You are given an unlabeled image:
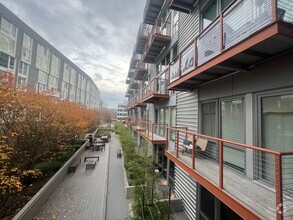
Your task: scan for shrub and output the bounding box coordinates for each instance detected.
[34,161,63,176]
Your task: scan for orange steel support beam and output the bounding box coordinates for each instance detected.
[192,134,195,170]
[168,23,279,90]
[275,155,283,220]
[165,151,262,220]
[176,130,179,158]
[219,140,223,190]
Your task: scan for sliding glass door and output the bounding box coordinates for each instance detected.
[221,99,245,172]
[261,94,293,187]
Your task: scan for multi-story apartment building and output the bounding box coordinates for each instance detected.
[125,0,293,219]
[0,4,100,109]
[117,104,128,120]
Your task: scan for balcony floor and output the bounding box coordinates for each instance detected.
[140,132,167,144]
[167,150,283,220]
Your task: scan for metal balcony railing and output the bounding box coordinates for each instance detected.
[142,68,169,101]
[140,121,168,143]
[168,0,293,86]
[166,127,293,220]
[143,19,172,63]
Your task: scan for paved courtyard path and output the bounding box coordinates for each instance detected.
[34,131,129,220]
[105,132,129,220]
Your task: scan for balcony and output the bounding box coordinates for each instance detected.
[168,0,293,91]
[169,0,198,13]
[129,79,139,89]
[129,54,141,69]
[134,24,151,54]
[165,127,293,220]
[143,19,171,63]
[134,61,148,80]
[127,68,135,78]
[143,0,165,25]
[132,93,147,108]
[131,120,144,132]
[140,121,167,145]
[142,69,169,102]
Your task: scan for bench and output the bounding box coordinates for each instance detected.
[116,149,122,158]
[179,135,208,155]
[86,160,96,170]
[84,156,99,162]
[68,158,81,173]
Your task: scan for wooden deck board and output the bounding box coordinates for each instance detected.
[169,150,277,220]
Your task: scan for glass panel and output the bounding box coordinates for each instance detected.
[1,18,11,35]
[261,94,293,185]
[202,102,217,159]
[221,99,245,171]
[0,52,9,68]
[221,0,233,10]
[202,0,217,29]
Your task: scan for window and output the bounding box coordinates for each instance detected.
[260,93,293,185]
[202,0,233,29]
[21,33,32,63]
[48,75,58,90]
[202,0,217,29]
[170,107,176,140]
[172,10,179,35]
[70,69,77,85]
[63,63,70,82]
[38,70,48,84]
[221,99,245,171]
[0,51,15,70]
[0,17,17,55]
[36,43,50,72]
[17,76,27,87]
[18,61,29,76]
[50,54,60,77]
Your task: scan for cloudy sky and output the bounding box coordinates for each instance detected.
[2,0,145,108]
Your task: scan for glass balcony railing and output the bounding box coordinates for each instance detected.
[142,68,169,101]
[166,127,293,220]
[168,0,293,87]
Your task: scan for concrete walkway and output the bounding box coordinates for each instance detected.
[105,132,128,220]
[34,132,129,220]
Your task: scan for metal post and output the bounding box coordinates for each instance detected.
[219,140,223,189]
[275,154,283,220]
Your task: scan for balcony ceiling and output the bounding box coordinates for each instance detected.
[169,0,198,13]
[168,23,293,91]
[143,35,171,63]
[130,57,139,68]
[142,94,170,103]
[143,0,164,25]
[134,69,148,80]
[135,37,148,54]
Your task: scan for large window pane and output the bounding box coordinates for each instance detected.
[261,94,293,187]
[202,0,217,29]
[221,0,233,10]
[202,102,217,159]
[221,99,245,171]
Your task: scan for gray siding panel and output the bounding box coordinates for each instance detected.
[176,90,198,132]
[178,6,200,52]
[174,166,197,220]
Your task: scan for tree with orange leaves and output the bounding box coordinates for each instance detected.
[0,71,100,212]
